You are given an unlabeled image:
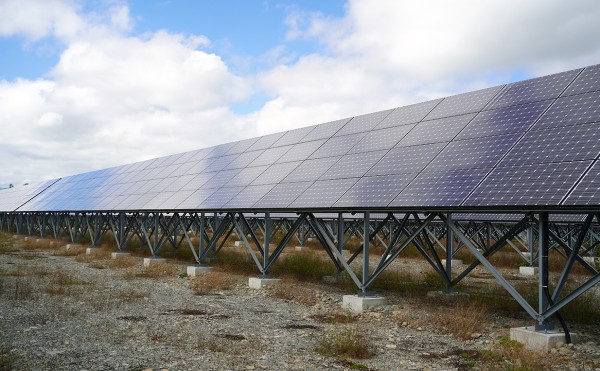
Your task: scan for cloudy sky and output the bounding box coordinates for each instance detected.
[1,0,600,187]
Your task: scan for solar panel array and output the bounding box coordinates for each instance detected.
[2,64,600,212]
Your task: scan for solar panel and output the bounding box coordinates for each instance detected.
[500,122,600,166]
[249,145,293,167]
[531,90,600,130]
[391,168,490,207]
[427,133,521,171]
[225,137,260,155]
[282,156,340,183]
[334,174,415,207]
[397,113,475,147]
[228,166,269,186]
[334,109,393,136]
[487,68,581,109]
[308,133,365,159]
[563,161,600,205]
[463,161,592,206]
[319,150,388,180]
[198,186,244,209]
[224,150,263,170]
[562,63,600,96]
[251,161,302,186]
[275,139,326,163]
[457,100,551,140]
[253,181,313,208]
[290,178,359,208]
[273,126,317,147]
[367,142,446,176]
[225,184,276,208]
[247,132,285,151]
[300,118,350,142]
[374,99,442,129]
[200,169,237,189]
[176,188,217,210]
[348,124,415,154]
[424,86,503,120]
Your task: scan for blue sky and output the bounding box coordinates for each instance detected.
[1,0,600,187]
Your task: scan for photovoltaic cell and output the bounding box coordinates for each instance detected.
[273,126,316,147]
[225,137,260,155]
[532,90,600,130]
[251,161,302,185]
[228,166,269,186]
[487,68,581,109]
[176,189,217,209]
[224,150,263,170]
[282,156,340,183]
[374,99,442,129]
[334,174,415,207]
[276,140,325,163]
[562,64,600,96]
[457,100,551,140]
[200,170,237,189]
[319,150,387,180]
[392,168,490,207]
[367,142,446,176]
[334,109,393,136]
[348,124,415,154]
[253,181,313,208]
[563,161,600,205]
[397,114,475,147]
[224,184,276,208]
[424,86,503,120]
[290,178,359,208]
[427,134,521,171]
[198,186,244,209]
[500,122,600,166]
[463,161,592,206]
[247,132,285,151]
[300,118,350,142]
[249,145,293,167]
[309,133,365,159]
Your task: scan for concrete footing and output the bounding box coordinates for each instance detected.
[342,295,387,313]
[143,257,166,267]
[441,259,463,266]
[295,246,307,252]
[510,326,576,351]
[519,266,538,276]
[66,243,80,250]
[248,277,280,289]
[86,247,100,255]
[427,290,470,300]
[187,265,213,276]
[12,235,18,239]
[111,252,131,259]
[234,241,242,247]
[583,256,598,265]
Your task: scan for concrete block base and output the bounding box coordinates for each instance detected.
[66,243,81,250]
[12,235,18,239]
[441,259,463,266]
[143,257,167,267]
[295,246,307,252]
[234,241,242,247]
[248,277,280,289]
[111,252,131,259]
[523,252,532,260]
[86,247,100,255]
[427,290,470,300]
[24,236,32,241]
[519,266,538,276]
[510,326,576,351]
[342,295,387,313]
[583,256,598,265]
[187,265,213,276]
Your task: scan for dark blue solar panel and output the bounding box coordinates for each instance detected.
[334,174,415,207]
[367,143,446,176]
[562,160,600,205]
[397,113,475,147]
[276,139,325,163]
[487,68,581,109]
[391,168,490,207]
[290,178,359,208]
[228,166,268,186]
[348,124,415,154]
[201,169,238,189]
[198,186,244,209]
[463,161,592,206]
[225,184,276,208]
[251,161,302,185]
[176,189,215,209]
[224,150,263,170]
[425,86,503,120]
[532,90,600,130]
[427,133,521,171]
[282,156,340,183]
[249,145,293,166]
[300,118,349,142]
[309,133,365,159]
[253,181,312,208]
[457,100,551,140]
[500,122,600,166]
[334,109,393,136]
[562,64,600,96]
[319,150,387,180]
[375,99,442,129]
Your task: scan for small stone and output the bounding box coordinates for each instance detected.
[567,343,574,348]
[246,366,255,370]
[470,333,482,339]
[402,322,408,326]
[417,327,423,331]
[556,341,565,348]
[385,344,397,349]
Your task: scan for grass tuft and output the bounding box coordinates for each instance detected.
[315,326,375,359]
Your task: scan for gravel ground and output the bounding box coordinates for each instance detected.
[1,237,600,371]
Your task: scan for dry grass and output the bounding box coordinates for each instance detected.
[315,326,376,359]
[310,312,358,324]
[272,252,337,282]
[267,281,318,306]
[54,246,86,257]
[74,248,111,263]
[13,277,34,300]
[190,271,238,295]
[106,256,138,269]
[129,262,179,279]
[475,336,560,370]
